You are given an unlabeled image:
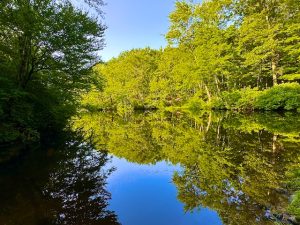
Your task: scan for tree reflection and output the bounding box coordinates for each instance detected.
[73,111,300,224]
[0,133,119,225]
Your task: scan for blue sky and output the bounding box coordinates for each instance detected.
[100,0,175,61]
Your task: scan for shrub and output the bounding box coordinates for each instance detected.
[117,103,134,116]
[221,90,242,109]
[236,88,260,110]
[185,97,206,111]
[210,88,260,110]
[209,96,226,109]
[288,191,300,220]
[254,83,300,111]
[209,83,300,111]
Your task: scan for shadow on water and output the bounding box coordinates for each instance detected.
[0,132,120,225]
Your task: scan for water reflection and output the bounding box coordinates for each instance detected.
[0,133,119,225]
[73,111,300,224]
[106,157,222,225]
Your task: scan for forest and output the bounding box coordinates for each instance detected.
[82,0,300,115]
[1,0,300,143]
[1,0,300,224]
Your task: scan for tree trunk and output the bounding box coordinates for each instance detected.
[18,34,32,88]
[204,84,211,102]
[272,59,278,86]
[266,13,279,87]
[206,112,212,132]
[215,75,220,94]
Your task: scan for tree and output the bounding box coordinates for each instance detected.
[88,48,160,110]
[0,0,106,143]
[237,0,300,86]
[166,0,237,99]
[0,0,105,89]
[79,0,300,112]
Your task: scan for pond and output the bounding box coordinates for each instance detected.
[0,111,300,225]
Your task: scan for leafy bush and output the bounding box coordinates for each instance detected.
[117,103,134,116]
[287,169,300,220]
[236,88,260,110]
[0,76,79,144]
[209,88,260,110]
[255,83,300,111]
[209,96,226,109]
[221,90,242,109]
[185,97,206,111]
[208,83,300,112]
[288,191,300,220]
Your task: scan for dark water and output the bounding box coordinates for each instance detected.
[0,111,300,225]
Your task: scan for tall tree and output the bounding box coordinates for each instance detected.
[89,48,160,110]
[0,0,105,89]
[237,0,300,86]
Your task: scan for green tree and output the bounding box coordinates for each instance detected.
[79,0,300,112]
[0,0,105,89]
[87,48,160,111]
[237,0,300,86]
[0,0,105,143]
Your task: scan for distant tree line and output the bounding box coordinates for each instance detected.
[85,0,300,113]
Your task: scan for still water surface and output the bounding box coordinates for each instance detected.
[0,111,299,225]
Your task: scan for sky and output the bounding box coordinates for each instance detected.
[100,0,175,61]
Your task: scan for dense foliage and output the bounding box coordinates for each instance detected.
[0,0,105,143]
[84,0,300,113]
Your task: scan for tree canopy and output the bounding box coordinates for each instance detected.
[84,0,300,113]
[0,0,105,89]
[0,0,105,143]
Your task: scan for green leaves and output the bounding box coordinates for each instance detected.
[166,1,194,45]
[255,82,300,111]
[83,48,160,110]
[0,0,106,88]
[80,0,300,114]
[0,0,106,143]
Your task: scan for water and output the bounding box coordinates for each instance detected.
[106,157,222,225]
[0,111,300,225]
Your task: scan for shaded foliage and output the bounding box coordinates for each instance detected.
[0,0,105,144]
